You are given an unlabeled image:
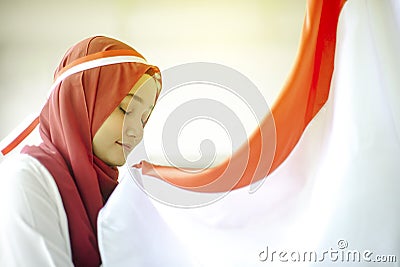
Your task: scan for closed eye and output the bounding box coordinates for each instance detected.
[119,106,132,115]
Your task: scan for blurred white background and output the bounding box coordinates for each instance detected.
[0,0,305,143]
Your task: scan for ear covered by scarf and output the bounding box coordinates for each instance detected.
[22,36,161,267]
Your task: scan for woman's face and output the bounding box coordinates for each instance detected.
[92,74,158,166]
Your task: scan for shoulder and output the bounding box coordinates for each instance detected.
[0,153,64,218]
[0,154,73,266]
[0,153,49,179]
[0,153,54,195]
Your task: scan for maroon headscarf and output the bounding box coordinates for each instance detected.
[22,36,160,266]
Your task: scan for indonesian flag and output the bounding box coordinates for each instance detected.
[138,0,347,192]
[98,0,400,266]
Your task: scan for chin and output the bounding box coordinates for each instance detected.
[104,154,126,167]
[114,161,126,167]
[112,157,127,167]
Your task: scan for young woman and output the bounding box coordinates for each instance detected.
[0,36,161,267]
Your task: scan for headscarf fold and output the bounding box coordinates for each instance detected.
[22,36,160,267]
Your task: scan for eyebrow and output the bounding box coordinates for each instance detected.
[127,93,143,104]
[127,93,154,108]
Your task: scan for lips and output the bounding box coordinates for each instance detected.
[116,141,133,151]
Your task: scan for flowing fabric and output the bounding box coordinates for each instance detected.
[98,0,400,265]
[140,0,347,192]
[22,36,160,267]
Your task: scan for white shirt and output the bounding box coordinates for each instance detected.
[0,154,74,267]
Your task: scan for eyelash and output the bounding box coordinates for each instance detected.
[119,107,131,115]
[120,106,149,127]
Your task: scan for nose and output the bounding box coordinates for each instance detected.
[125,125,143,141]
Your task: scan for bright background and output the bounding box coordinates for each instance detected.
[0,0,305,147]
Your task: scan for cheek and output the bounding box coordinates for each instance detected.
[104,114,124,141]
[92,112,126,165]
[93,112,124,147]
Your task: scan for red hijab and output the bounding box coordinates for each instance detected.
[22,36,160,267]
